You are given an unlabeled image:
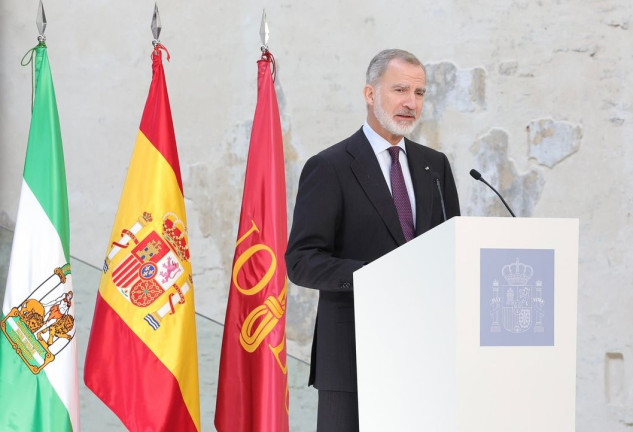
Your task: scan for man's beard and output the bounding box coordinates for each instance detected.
[373,91,421,137]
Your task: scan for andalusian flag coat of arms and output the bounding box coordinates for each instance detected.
[84,45,201,431]
[0,42,79,431]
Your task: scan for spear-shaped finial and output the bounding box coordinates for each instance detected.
[260,9,269,53]
[151,3,162,46]
[36,0,47,42]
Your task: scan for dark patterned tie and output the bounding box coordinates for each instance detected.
[387,146,415,242]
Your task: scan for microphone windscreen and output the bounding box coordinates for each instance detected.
[470,169,482,180]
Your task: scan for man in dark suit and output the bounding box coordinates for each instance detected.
[285,49,460,431]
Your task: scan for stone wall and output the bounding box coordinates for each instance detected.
[2,1,632,430]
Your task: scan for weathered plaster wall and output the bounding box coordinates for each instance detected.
[2,0,633,430]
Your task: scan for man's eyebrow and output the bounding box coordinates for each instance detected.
[391,83,426,93]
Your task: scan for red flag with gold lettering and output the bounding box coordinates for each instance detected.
[84,45,200,431]
[215,51,289,432]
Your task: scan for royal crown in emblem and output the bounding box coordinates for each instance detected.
[162,212,190,262]
[501,258,534,285]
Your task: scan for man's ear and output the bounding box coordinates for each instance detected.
[364,84,375,106]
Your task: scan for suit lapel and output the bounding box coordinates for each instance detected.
[347,129,406,246]
[405,139,435,235]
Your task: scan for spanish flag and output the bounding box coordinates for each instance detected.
[215,51,289,432]
[84,45,200,431]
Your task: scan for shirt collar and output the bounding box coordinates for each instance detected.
[362,122,406,156]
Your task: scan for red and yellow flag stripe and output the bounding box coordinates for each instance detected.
[85,47,200,432]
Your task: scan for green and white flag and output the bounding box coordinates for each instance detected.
[0,42,79,431]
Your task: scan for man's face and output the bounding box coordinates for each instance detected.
[365,59,426,144]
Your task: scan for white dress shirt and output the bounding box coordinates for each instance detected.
[362,122,417,227]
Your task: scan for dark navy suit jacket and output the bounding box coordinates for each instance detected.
[285,128,460,392]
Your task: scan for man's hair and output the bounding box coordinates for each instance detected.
[366,49,425,85]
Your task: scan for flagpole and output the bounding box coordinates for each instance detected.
[84,3,200,430]
[259,9,277,80]
[36,0,46,42]
[260,9,269,52]
[1,2,79,430]
[24,0,48,111]
[151,2,161,46]
[215,9,289,432]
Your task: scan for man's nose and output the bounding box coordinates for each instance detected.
[402,92,417,109]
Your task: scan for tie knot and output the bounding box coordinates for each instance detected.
[387,146,401,163]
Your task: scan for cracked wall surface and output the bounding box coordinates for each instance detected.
[416,61,487,150]
[468,128,544,217]
[527,118,582,168]
[2,1,633,431]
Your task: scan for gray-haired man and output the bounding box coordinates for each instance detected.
[286,49,461,431]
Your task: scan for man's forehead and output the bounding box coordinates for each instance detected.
[383,76,426,91]
[383,60,425,80]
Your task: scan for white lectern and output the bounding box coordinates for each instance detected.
[354,217,578,431]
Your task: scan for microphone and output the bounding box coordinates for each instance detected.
[431,172,447,222]
[469,169,516,217]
